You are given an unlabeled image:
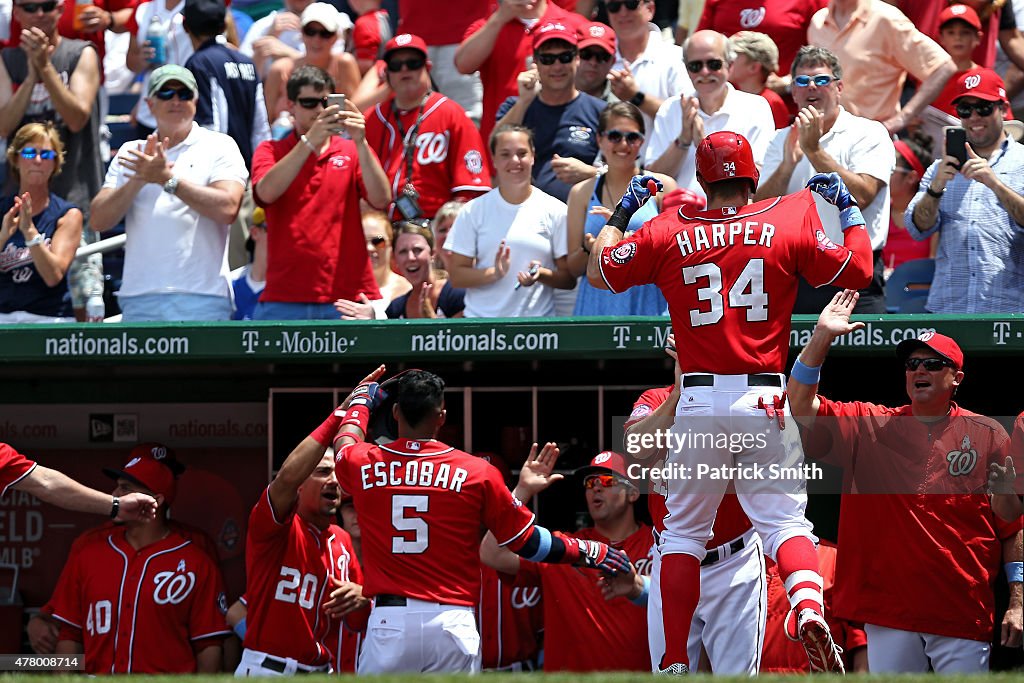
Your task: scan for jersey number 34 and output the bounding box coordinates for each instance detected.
[683,259,768,326]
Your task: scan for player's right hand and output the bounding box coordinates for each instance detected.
[575,539,632,575]
[806,172,855,209]
[619,175,663,215]
[116,492,158,521]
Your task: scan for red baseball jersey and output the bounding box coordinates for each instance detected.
[519,524,653,672]
[814,398,1024,641]
[324,545,366,673]
[365,92,490,219]
[599,189,869,374]
[335,438,536,606]
[0,442,36,495]
[477,564,542,669]
[48,525,230,674]
[242,487,363,667]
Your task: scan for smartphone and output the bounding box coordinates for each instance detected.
[944,126,968,168]
[326,93,346,110]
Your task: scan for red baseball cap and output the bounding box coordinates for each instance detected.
[532,21,578,51]
[938,4,983,32]
[382,33,428,61]
[896,332,964,370]
[103,442,185,505]
[577,21,616,55]
[951,68,1007,104]
[576,451,631,480]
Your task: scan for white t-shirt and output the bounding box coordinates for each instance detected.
[445,187,568,318]
[644,84,774,199]
[761,107,895,249]
[104,123,249,298]
[133,1,192,128]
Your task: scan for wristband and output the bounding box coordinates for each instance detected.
[300,134,317,154]
[630,575,651,607]
[608,204,632,231]
[673,137,691,150]
[23,234,45,248]
[232,617,247,639]
[790,358,822,386]
[339,403,370,434]
[925,186,944,199]
[839,205,865,231]
[109,496,120,519]
[1008,561,1024,584]
[309,409,345,447]
[629,91,646,107]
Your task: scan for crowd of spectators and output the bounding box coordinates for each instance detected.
[2,0,1024,322]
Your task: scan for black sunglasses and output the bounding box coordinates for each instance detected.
[302,25,336,39]
[16,1,58,13]
[535,50,577,66]
[296,96,328,109]
[369,235,388,247]
[686,58,724,74]
[154,87,195,101]
[794,74,839,88]
[579,48,612,63]
[386,57,426,72]
[606,0,643,12]
[603,129,644,145]
[905,357,957,372]
[955,100,997,118]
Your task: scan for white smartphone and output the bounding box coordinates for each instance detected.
[326,94,347,136]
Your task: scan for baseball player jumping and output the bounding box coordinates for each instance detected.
[331,368,631,673]
[587,131,874,674]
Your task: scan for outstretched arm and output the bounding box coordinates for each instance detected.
[16,466,156,521]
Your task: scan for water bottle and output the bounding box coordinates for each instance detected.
[271,112,293,140]
[86,294,105,323]
[146,14,166,66]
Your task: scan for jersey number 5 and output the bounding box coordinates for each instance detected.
[392,494,429,554]
[682,259,767,326]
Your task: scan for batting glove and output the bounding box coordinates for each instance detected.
[576,539,633,575]
[348,382,385,412]
[618,175,663,216]
[806,172,856,210]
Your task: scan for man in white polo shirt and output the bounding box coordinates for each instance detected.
[755,45,895,314]
[91,65,247,321]
[644,29,773,199]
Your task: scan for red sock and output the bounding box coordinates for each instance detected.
[659,553,700,669]
[775,536,823,614]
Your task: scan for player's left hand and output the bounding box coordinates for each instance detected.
[1001,598,1023,648]
[323,577,369,617]
[597,562,641,601]
[619,175,663,215]
[339,366,387,412]
[815,289,866,339]
[988,456,1019,495]
[116,492,158,521]
[960,143,998,188]
[516,442,563,498]
[575,539,632,575]
[806,172,856,209]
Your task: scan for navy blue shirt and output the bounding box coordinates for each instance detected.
[385,280,465,318]
[0,193,75,317]
[496,92,605,202]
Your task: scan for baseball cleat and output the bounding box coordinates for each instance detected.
[796,608,845,674]
[656,663,689,675]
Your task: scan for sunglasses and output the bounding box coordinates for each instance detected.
[386,57,426,72]
[535,50,577,66]
[296,96,329,109]
[905,357,957,372]
[19,147,57,160]
[579,48,613,63]
[302,25,336,39]
[603,129,644,145]
[153,87,195,101]
[606,0,643,12]
[793,74,839,88]
[369,235,388,247]
[955,100,997,118]
[584,474,623,489]
[16,1,58,13]
[685,58,724,74]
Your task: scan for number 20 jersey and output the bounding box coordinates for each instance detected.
[598,189,866,374]
[335,439,536,606]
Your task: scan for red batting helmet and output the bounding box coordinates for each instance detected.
[695,131,760,190]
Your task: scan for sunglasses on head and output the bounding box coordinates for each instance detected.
[579,47,612,63]
[16,1,58,13]
[19,147,56,160]
[154,87,195,101]
[606,0,643,12]
[685,58,724,74]
[369,235,388,247]
[296,96,328,109]
[302,25,336,39]
[793,74,839,88]
[905,357,957,372]
[955,100,997,118]
[535,49,577,66]
[584,474,623,489]
[603,129,644,145]
[386,56,426,72]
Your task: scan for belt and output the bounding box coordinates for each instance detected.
[683,373,782,388]
[701,535,747,567]
[376,594,407,607]
[258,657,326,675]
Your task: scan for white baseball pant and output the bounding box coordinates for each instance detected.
[357,597,481,674]
[864,624,991,673]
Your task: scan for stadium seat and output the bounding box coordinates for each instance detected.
[885,258,935,313]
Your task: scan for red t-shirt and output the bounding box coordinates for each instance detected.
[0,443,36,495]
[353,10,390,63]
[49,525,229,674]
[242,487,364,667]
[882,216,930,271]
[697,0,828,74]
[464,2,580,143]
[761,87,791,129]
[813,398,1023,641]
[251,135,381,303]
[598,189,871,374]
[364,92,490,219]
[478,564,542,669]
[399,0,490,46]
[519,524,653,672]
[335,438,536,607]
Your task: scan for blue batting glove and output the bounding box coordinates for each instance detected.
[576,539,633,575]
[349,382,385,412]
[806,172,856,210]
[619,175,664,215]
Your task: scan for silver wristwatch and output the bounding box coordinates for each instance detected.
[162,176,180,195]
